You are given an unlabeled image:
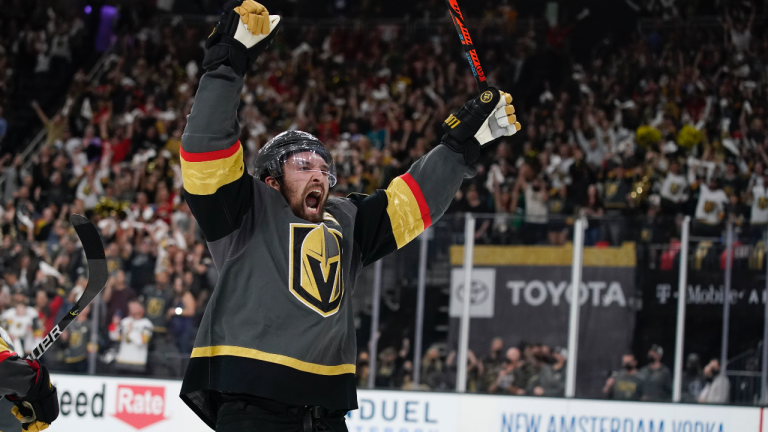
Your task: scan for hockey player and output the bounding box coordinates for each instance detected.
[0,327,60,431]
[178,1,521,431]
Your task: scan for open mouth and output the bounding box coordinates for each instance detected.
[304,189,322,214]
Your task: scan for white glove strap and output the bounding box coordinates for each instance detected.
[474,97,518,146]
[234,15,281,49]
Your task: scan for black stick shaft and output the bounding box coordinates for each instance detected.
[27,215,108,360]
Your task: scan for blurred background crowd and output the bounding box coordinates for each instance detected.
[354,337,729,404]
[0,0,766,400]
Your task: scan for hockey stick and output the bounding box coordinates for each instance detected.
[0,215,106,403]
[27,214,108,360]
[444,0,488,91]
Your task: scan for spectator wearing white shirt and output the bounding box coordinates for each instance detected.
[724,7,754,53]
[0,301,38,355]
[749,172,768,243]
[698,359,730,404]
[109,299,154,375]
[546,144,575,190]
[575,122,606,169]
[75,165,105,210]
[694,179,729,237]
[659,159,688,215]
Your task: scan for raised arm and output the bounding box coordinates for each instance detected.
[350,88,521,265]
[30,101,50,125]
[181,66,253,242]
[181,0,281,244]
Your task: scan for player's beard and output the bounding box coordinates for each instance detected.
[281,181,328,223]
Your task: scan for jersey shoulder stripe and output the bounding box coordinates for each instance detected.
[181,140,244,195]
[181,140,241,162]
[400,173,432,227]
[384,173,432,249]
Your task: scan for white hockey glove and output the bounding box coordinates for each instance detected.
[442,88,521,164]
[203,0,282,75]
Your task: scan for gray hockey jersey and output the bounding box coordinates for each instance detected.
[179,65,472,428]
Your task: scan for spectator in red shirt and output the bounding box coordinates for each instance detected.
[35,290,62,336]
[317,111,341,142]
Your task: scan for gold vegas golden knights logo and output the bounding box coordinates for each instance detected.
[147,298,164,318]
[480,91,493,103]
[704,201,716,213]
[605,182,619,198]
[69,330,83,348]
[289,223,344,317]
[670,183,679,195]
[759,197,768,210]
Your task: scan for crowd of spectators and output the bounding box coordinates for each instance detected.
[356,337,729,403]
[355,337,569,397]
[603,346,732,404]
[0,0,765,381]
[458,1,768,248]
[0,0,89,152]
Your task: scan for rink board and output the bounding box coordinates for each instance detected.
[45,374,765,432]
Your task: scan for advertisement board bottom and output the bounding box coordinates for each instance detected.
[45,375,766,432]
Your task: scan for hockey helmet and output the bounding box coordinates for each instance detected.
[254,131,337,187]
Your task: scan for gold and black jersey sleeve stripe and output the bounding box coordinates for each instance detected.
[181,140,254,243]
[350,172,433,266]
[350,144,471,266]
[181,140,245,195]
[180,65,255,243]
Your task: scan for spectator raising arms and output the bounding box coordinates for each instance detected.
[109,299,153,375]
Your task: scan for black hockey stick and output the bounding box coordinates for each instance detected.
[444,0,488,91]
[27,214,107,360]
[1,215,106,404]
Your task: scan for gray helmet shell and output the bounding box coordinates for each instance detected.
[254,131,336,186]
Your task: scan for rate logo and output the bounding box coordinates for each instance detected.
[113,385,167,429]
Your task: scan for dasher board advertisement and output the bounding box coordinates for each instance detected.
[43,374,765,432]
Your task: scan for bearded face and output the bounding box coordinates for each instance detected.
[270,152,331,223]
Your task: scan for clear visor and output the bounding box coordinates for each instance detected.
[278,150,337,187]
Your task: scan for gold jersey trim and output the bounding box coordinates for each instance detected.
[191,345,356,376]
[181,144,245,195]
[384,175,428,249]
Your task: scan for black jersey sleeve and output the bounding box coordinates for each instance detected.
[181,65,254,243]
[0,334,37,397]
[350,143,472,266]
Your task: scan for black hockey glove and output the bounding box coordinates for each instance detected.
[8,361,59,431]
[203,0,282,76]
[441,88,521,164]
